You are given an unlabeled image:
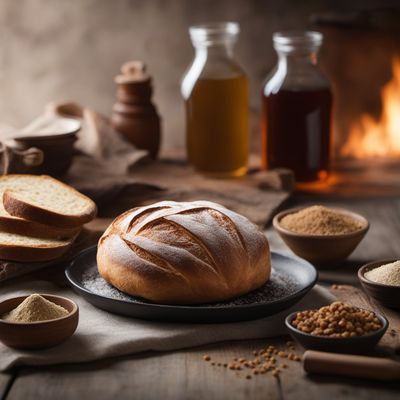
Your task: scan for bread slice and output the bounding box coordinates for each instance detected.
[0,197,80,239]
[1,175,97,228]
[0,231,75,262]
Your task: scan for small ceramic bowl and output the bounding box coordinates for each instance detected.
[285,310,388,354]
[0,294,79,349]
[17,117,81,141]
[273,207,369,268]
[13,117,81,176]
[358,259,400,309]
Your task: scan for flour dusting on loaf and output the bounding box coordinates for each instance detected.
[97,201,271,305]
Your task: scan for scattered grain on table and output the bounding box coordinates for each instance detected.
[201,341,301,381]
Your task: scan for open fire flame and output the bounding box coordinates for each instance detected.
[341,58,400,158]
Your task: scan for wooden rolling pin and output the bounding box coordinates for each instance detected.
[303,350,400,381]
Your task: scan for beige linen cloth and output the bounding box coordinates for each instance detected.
[0,274,335,371]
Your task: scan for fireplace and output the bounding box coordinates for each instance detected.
[340,58,400,159]
[297,7,400,194]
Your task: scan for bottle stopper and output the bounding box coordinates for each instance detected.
[115,61,150,84]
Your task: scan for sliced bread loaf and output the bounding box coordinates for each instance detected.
[0,231,75,262]
[2,175,97,228]
[0,198,80,239]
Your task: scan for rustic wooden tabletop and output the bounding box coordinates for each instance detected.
[1,195,400,399]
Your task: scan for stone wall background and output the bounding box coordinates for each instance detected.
[0,0,398,151]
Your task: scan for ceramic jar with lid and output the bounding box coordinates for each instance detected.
[111,61,161,158]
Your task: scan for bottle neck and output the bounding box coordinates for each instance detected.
[277,50,318,70]
[263,48,328,95]
[194,43,235,59]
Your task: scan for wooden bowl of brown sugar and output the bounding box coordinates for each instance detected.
[0,294,79,349]
[273,206,369,268]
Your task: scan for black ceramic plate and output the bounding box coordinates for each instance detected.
[65,246,317,323]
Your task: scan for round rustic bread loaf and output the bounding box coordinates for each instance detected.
[97,201,271,305]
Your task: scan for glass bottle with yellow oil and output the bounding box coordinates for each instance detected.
[181,22,249,177]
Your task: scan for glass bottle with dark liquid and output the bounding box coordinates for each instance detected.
[261,31,332,182]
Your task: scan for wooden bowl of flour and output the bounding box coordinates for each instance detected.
[0,294,78,349]
[273,207,369,269]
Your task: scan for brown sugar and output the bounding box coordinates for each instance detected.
[3,294,69,323]
[280,205,365,235]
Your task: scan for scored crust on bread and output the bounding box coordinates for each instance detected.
[0,231,75,262]
[1,175,97,228]
[97,200,271,305]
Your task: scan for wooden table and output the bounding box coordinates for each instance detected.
[1,195,400,399]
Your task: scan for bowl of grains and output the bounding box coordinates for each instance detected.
[358,259,400,309]
[285,301,388,353]
[0,293,79,349]
[273,205,369,268]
